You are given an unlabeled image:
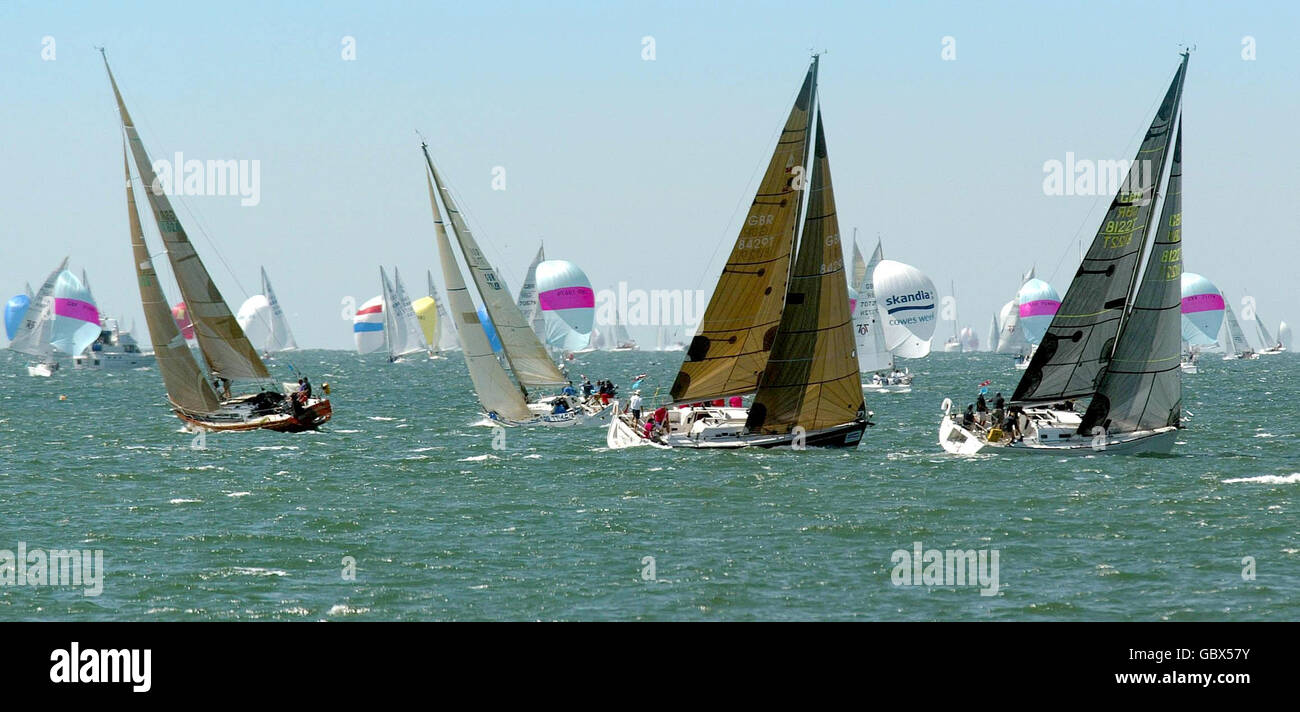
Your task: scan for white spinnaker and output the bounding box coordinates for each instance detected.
[8,258,66,359]
[1280,321,1292,351]
[873,259,937,359]
[236,294,274,351]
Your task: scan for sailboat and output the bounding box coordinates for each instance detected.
[940,52,1189,455]
[1251,304,1285,354]
[1013,274,1062,369]
[606,307,638,351]
[852,240,910,392]
[608,56,868,449]
[236,267,299,357]
[384,267,431,362]
[1279,321,1292,352]
[8,259,68,376]
[1178,271,1224,373]
[421,142,597,426]
[105,52,330,432]
[1220,301,1257,360]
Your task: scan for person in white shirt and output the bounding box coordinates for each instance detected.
[628,391,643,422]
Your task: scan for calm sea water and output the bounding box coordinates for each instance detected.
[1,348,1296,621]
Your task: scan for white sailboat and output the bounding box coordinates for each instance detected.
[383,267,430,362]
[9,259,67,376]
[940,51,1189,455]
[608,56,868,449]
[421,142,595,426]
[1220,302,1257,360]
[1251,305,1285,354]
[852,240,911,392]
[104,52,331,432]
[236,267,299,357]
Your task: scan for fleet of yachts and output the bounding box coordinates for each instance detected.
[4,51,1291,453]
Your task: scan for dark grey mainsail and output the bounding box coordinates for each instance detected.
[1080,125,1183,435]
[1013,54,1188,404]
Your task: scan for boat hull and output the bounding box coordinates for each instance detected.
[607,404,867,450]
[938,408,1177,456]
[175,397,333,433]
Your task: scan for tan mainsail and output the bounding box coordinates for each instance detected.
[425,163,567,392]
[670,58,817,404]
[747,116,863,434]
[426,165,532,421]
[125,145,222,413]
[103,55,268,381]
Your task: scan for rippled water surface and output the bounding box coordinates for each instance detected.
[1,349,1296,620]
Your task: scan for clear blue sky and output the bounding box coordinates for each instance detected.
[2,0,1296,349]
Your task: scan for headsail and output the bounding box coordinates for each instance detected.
[123,145,221,412]
[747,115,864,434]
[853,240,891,372]
[426,158,566,389]
[8,258,67,359]
[425,161,531,420]
[1222,302,1251,355]
[1081,125,1184,435]
[1013,54,1187,404]
[103,54,269,381]
[670,58,817,404]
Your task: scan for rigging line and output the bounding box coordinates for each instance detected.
[1045,62,1178,287]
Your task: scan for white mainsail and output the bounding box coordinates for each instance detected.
[260,267,298,352]
[853,240,892,372]
[8,258,67,359]
[390,268,430,357]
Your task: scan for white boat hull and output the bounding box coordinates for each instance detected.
[26,362,56,377]
[606,402,866,450]
[937,402,1178,456]
[73,351,156,370]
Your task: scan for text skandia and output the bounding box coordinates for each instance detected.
[50,643,151,692]
[149,152,261,207]
[884,290,934,308]
[0,542,102,596]
[891,541,1000,597]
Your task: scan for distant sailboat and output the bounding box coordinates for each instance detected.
[8,258,67,376]
[237,267,298,355]
[1220,301,1257,360]
[386,267,430,361]
[852,239,910,392]
[105,52,330,431]
[941,51,1189,455]
[421,141,593,426]
[1251,304,1284,354]
[609,56,868,449]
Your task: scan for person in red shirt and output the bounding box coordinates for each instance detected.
[728,396,742,408]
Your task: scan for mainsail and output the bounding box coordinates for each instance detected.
[670,59,817,404]
[103,54,269,381]
[853,240,891,372]
[260,267,298,351]
[425,165,531,420]
[747,115,864,434]
[123,146,222,413]
[390,268,429,357]
[1222,302,1251,355]
[1252,306,1276,348]
[426,160,566,390]
[8,258,67,359]
[1081,125,1183,435]
[1014,54,1187,404]
[517,244,547,346]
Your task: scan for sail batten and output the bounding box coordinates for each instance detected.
[103,55,268,381]
[1012,54,1188,405]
